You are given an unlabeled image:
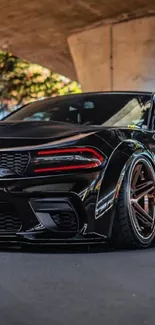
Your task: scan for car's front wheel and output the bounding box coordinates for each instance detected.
[112,156,155,249]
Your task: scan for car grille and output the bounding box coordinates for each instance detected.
[51,211,78,231]
[0,202,22,233]
[0,152,29,176]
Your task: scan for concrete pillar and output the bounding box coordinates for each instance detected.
[68,16,155,92]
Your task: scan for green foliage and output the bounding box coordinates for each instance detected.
[0,51,81,109]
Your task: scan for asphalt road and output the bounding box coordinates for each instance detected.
[0,247,155,325]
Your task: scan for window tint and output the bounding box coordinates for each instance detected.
[6,93,151,128]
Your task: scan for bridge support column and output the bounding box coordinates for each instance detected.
[68,16,155,92]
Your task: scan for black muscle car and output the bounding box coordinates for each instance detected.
[0,91,155,249]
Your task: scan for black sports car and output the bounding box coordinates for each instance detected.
[0,91,155,249]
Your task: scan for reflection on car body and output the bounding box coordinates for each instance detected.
[0,91,154,249]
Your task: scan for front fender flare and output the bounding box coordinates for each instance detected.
[94,140,154,237]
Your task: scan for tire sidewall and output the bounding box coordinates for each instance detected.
[124,155,155,246]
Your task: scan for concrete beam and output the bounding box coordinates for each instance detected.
[68,25,111,91]
[68,16,155,91]
[1,0,155,80]
[113,17,155,91]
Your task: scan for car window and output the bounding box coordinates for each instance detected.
[6,93,151,128]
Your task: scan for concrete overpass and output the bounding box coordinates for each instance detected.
[1,0,155,91]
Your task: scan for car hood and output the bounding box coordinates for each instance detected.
[0,120,100,149]
[0,120,135,149]
[0,121,95,138]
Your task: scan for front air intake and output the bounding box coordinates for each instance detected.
[51,211,78,231]
[0,202,22,233]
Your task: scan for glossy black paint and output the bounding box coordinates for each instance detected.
[0,91,155,246]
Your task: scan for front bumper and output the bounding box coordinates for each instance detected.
[0,186,106,246]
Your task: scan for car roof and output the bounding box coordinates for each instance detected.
[25,91,154,107]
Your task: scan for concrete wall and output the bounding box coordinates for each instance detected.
[68,16,155,92]
[68,25,111,91]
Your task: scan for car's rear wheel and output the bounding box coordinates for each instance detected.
[112,156,155,249]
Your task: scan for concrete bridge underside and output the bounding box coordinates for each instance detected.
[1,0,155,91]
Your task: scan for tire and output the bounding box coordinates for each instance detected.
[112,156,155,249]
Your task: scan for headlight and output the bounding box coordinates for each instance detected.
[32,147,105,174]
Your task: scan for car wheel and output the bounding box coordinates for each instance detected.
[112,156,155,249]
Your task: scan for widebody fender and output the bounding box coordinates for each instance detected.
[94,139,154,237]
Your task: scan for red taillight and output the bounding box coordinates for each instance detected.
[33,147,104,174]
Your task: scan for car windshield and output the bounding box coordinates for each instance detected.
[5,93,152,128]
